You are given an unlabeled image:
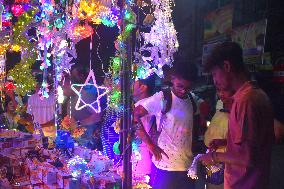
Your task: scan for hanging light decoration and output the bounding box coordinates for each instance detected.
[15,0,30,3]
[11,4,25,17]
[137,0,179,78]
[73,24,94,40]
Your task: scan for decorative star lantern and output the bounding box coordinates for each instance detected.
[71,69,108,113]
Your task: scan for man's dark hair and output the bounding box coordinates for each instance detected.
[171,63,198,82]
[35,74,43,83]
[204,42,245,73]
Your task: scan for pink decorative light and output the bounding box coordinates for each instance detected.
[11,4,25,17]
[15,0,30,3]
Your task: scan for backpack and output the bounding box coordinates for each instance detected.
[148,88,204,153]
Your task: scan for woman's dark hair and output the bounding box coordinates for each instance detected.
[4,96,13,112]
[139,74,156,95]
[204,42,245,73]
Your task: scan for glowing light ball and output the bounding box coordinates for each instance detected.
[11,4,25,17]
[11,45,21,52]
[113,141,120,155]
[5,82,16,91]
[67,156,90,178]
[0,44,9,55]
[15,0,30,3]
[73,25,94,39]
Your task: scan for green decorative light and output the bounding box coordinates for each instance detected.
[137,65,147,79]
[111,57,121,71]
[124,10,132,21]
[110,90,121,103]
[125,23,135,33]
[113,141,120,155]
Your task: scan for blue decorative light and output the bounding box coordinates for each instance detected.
[67,156,90,178]
[55,130,75,149]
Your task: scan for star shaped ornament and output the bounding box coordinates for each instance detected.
[71,69,109,113]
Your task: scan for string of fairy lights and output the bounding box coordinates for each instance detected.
[0,0,178,186]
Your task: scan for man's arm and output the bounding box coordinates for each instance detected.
[199,143,252,167]
[134,105,168,161]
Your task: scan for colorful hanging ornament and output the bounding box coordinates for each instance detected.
[11,4,25,17]
[138,0,179,78]
[4,82,16,91]
[15,0,30,3]
[1,6,12,29]
[73,24,94,40]
[0,44,9,55]
[71,69,109,113]
[10,44,21,52]
[77,0,117,26]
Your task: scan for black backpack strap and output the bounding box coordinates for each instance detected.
[161,88,172,115]
[188,92,197,114]
[148,115,157,133]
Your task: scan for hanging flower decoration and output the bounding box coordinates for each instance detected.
[11,4,25,17]
[78,0,111,24]
[77,0,120,27]
[72,127,87,139]
[60,115,86,139]
[73,24,94,40]
[61,116,77,131]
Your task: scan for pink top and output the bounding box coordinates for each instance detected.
[225,81,274,189]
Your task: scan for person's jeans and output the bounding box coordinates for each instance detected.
[151,167,195,189]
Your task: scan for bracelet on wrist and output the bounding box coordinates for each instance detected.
[135,122,143,130]
[212,151,218,164]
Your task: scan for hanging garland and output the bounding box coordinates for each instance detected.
[8,8,39,96]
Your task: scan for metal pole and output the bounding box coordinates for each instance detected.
[120,1,133,188]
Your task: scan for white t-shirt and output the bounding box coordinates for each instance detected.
[27,93,55,124]
[140,91,194,171]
